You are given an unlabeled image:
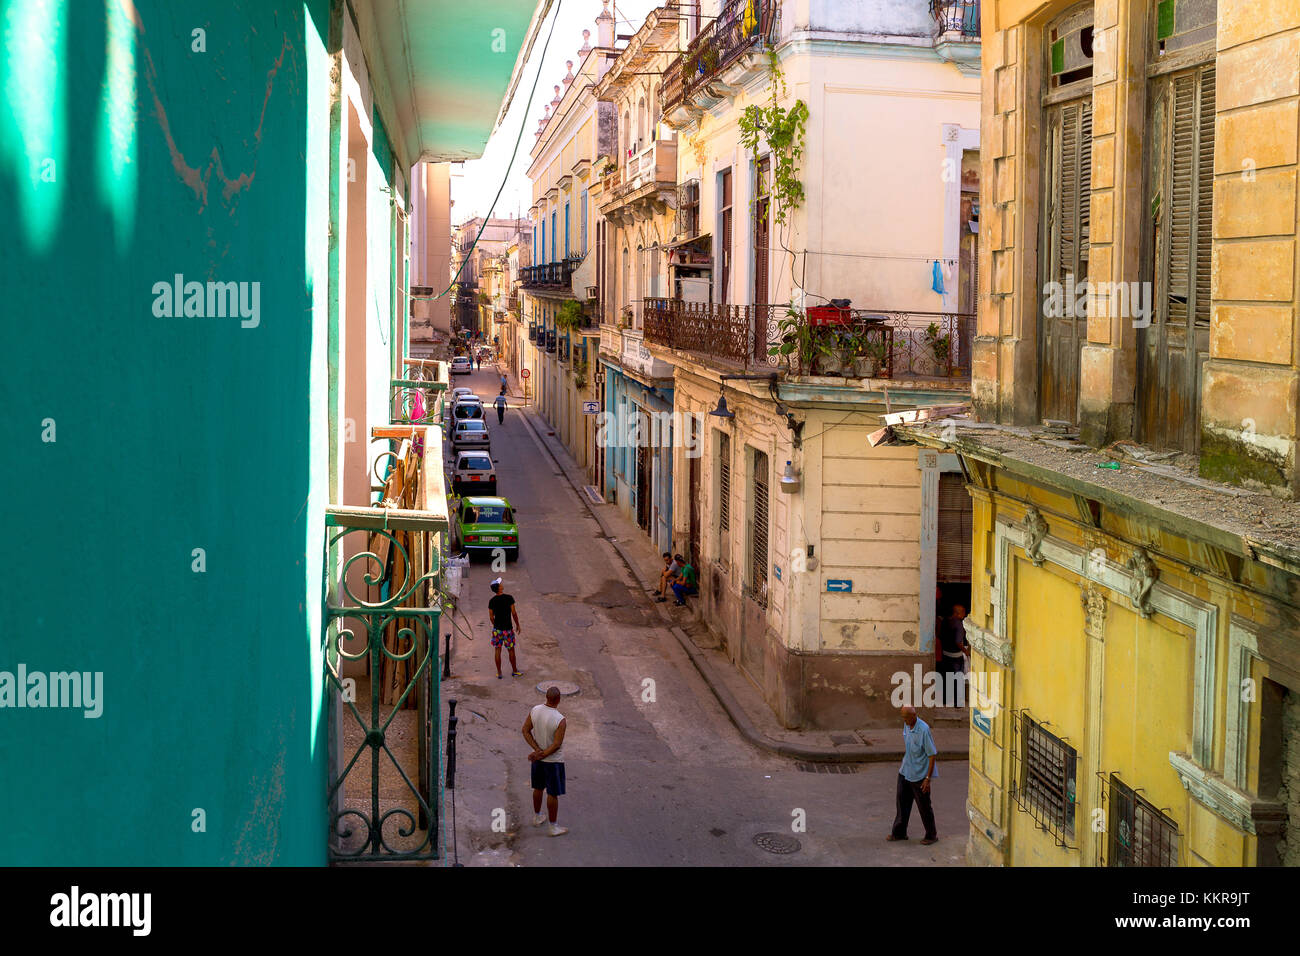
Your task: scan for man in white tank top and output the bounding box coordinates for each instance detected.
[522,686,569,837]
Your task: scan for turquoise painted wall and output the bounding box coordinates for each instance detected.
[0,0,332,864]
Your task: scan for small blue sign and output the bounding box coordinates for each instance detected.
[826,579,852,593]
[972,710,992,736]
[582,401,600,414]
[774,565,782,581]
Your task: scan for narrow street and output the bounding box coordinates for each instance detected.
[440,366,967,866]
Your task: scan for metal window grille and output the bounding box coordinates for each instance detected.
[1100,772,1179,867]
[1011,711,1077,846]
[718,432,731,533]
[747,448,769,608]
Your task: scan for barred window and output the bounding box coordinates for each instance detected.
[1012,712,1077,844]
[1104,773,1179,867]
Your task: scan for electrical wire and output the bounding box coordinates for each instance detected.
[429,0,565,302]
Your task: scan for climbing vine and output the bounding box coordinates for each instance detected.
[737,49,809,228]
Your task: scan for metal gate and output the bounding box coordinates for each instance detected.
[324,515,442,862]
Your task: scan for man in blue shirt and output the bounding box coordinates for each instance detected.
[888,705,938,844]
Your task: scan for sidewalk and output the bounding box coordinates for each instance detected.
[499,362,969,764]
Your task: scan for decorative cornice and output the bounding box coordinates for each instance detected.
[1168,751,1256,835]
[964,618,1012,670]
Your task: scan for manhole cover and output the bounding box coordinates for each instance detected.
[566,619,594,628]
[535,681,581,696]
[752,832,802,855]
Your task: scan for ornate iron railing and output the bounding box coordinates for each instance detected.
[666,0,772,110]
[643,298,975,380]
[391,359,448,425]
[931,0,980,37]
[324,429,449,863]
[521,258,581,291]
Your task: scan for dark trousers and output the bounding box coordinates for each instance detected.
[496,407,505,424]
[891,773,937,840]
[936,655,967,705]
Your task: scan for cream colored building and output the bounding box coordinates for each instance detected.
[520,7,617,483]
[589,4,682,548]
[644,0,983,728]
[409,162,452,343]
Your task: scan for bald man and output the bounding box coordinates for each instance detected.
[888,705,938,845]
[523,687,569,837]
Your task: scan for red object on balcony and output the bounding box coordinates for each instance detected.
[807,305,851,326]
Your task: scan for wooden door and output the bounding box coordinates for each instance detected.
[689,419,701,568]
[1139,64,1214,453]
[719,169,733,304]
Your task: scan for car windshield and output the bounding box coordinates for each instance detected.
[465,505,511,524]
[459,456,492,471]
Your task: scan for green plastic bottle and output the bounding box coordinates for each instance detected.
[1095,462,1121,470]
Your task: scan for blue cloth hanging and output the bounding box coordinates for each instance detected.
[931,260,946,295]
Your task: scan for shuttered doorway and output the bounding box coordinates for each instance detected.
[1139,63,1214,454]
[937,473,973,583]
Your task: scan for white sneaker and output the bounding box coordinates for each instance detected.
[533,812,547,826]
[548,824,569,837]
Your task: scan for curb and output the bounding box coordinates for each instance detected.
[514,403,966,763]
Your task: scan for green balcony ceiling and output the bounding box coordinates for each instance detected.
[362,0,547,162]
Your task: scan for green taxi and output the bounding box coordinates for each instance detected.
[451,496,519,560]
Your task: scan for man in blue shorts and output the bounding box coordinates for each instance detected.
[523,686,568,837]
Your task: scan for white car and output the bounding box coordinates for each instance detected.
[451,418,490,450]
[451,450,496,495]
[450,387,476,403]
[450,356,471,376]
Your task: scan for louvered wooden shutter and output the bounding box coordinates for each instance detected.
[1053,100,1093,282]
[1166,65,1215,328]
[937,473,972,582]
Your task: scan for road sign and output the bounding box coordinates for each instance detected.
[521,368,531,378]
[582,401,599,414]
[826,579,852,593]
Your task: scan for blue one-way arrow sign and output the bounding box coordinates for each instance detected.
[826,579,853,593]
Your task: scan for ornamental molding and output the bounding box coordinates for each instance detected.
[1168,751,1255,835]
[995,516,1218,766]
[1022,506,1048,567]
[964,618,1012,670]
[1125,547,1159,619]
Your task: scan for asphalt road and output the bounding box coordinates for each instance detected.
[440,365,968,866]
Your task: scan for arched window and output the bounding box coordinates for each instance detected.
[1139,0,1217,452]
[1038,2,1096,425]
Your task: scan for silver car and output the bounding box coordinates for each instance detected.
[451,418,490,450]
[452,400,485,423]
[451,450,496,495]
[450,356,471,376]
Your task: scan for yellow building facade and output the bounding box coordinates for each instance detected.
[900,0,1300,866]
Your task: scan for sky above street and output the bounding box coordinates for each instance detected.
[451,0,663,226]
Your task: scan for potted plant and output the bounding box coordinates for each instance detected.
[853,334,886,378]
[811,326,845,377]
[924,321,951,375]
[768,309,804,371]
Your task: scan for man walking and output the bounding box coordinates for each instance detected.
[488,578,523,679]
[888,705,938,845]
[494,389,508,425]
[522,687,568,837]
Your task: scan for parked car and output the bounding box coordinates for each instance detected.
[450,387,476,403]
[451,418,490,450]
[452,495,518,560]
[451,450,496,495]
[452,400,485,423]
[450,356,471,376]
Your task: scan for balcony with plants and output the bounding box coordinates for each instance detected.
[661,0,774,125]
[642,298,974,391]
